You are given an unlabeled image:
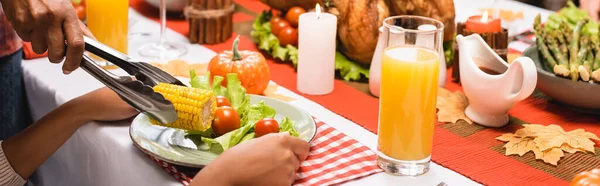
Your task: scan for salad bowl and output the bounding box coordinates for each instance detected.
[522,45,600,114]
[130,95,317,168]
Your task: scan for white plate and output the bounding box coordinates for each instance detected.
[129,94,317,168]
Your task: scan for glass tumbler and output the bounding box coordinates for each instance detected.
[377,15,444,176]
[86,0,129,69]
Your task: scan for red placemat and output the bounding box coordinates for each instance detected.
[148,118,382,186]
[130,0,600,185]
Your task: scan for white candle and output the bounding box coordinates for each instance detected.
[297,4,337,95]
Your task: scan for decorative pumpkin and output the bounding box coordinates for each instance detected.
[208,36,270,94]
[571,168,600,186]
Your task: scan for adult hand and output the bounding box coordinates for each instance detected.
[1,0,94,74]
[581,0,600,21]
[191,133,310,186]
[69,87,139,122]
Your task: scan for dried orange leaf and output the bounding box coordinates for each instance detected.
[560,144,586,154]
[531,125,596,152]
[496,133,514,142]
[436,88,473,124]
[513,124,547,137]
[532,147,564,166]
[504,137,537,156]
[498,124,598,166]
[569,129,600,141]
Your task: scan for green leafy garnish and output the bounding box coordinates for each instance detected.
[335,52,370,81]
[239,132,256,144]
[202,123,255,151]
[188,72,301,154]
[242,101,276,127]
[190,70,211,90]
[546,1,591,32]
[251,10,369,81]
[186,128,214,138]
[226,74,250,115]
[287,45,299,66]
[210,75,227,97]
[279,117,299,137]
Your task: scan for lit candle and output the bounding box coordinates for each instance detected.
[465,11,502,34]
[297,4,337,95]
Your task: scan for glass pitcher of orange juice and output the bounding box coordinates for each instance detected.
[377,15,444,176]
[86,0,129,68]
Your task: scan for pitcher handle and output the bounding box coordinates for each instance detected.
[505,57,538,102]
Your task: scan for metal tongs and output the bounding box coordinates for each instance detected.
[80,35,181,124]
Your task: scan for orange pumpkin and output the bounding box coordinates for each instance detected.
[571,168,600,186]
[208,36,270,94]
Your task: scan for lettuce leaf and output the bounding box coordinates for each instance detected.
[279,117,299,137]
[242,101,276,126]
[190,70,210,90]
[200,138,224,154]
[211,75,227,97]
[226,74,250,116]
[559,1,588,25]
[186,69,300,153]
[272,44,289,61]
[238,132,256,144]
[202,123,255,152]
[287,45,299,67]
[335,52,370,81]
[186,128,214,138]
[546,1,591,32]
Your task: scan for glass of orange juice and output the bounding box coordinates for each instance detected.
[377,15,444,176]
[86,0,129,68]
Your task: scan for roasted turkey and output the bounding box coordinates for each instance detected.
[259,0,456,64]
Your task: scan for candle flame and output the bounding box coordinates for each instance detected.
[316,3,321,18]
[481,11,488,22]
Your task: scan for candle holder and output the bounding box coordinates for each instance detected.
[451,22,508,83]
[184,0,235,44]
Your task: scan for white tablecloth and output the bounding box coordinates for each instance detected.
[21,1,551,185]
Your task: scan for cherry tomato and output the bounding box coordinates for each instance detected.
[571,168,600,186]
[270,17,284,28]
[255,118,280,137]
[271,20,290,37]
[212,106,240,136]
[285,7,306,28]
[216,96,231,107]
[75,5,86,21]
[278,27,298,47]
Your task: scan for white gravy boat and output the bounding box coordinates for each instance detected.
[456,34,537,127]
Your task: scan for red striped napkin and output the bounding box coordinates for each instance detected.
[148,117,382,186]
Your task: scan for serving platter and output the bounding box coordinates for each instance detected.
[130,94,317,168]
[522,45,600,114]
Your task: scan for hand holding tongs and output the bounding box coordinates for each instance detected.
[80,36,182,124]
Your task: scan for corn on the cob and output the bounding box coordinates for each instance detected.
[149,83,217,131]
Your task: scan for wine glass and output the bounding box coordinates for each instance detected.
[138,0,188,60]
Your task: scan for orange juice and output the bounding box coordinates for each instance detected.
[86,0,129,55]
[377,46,439,161]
